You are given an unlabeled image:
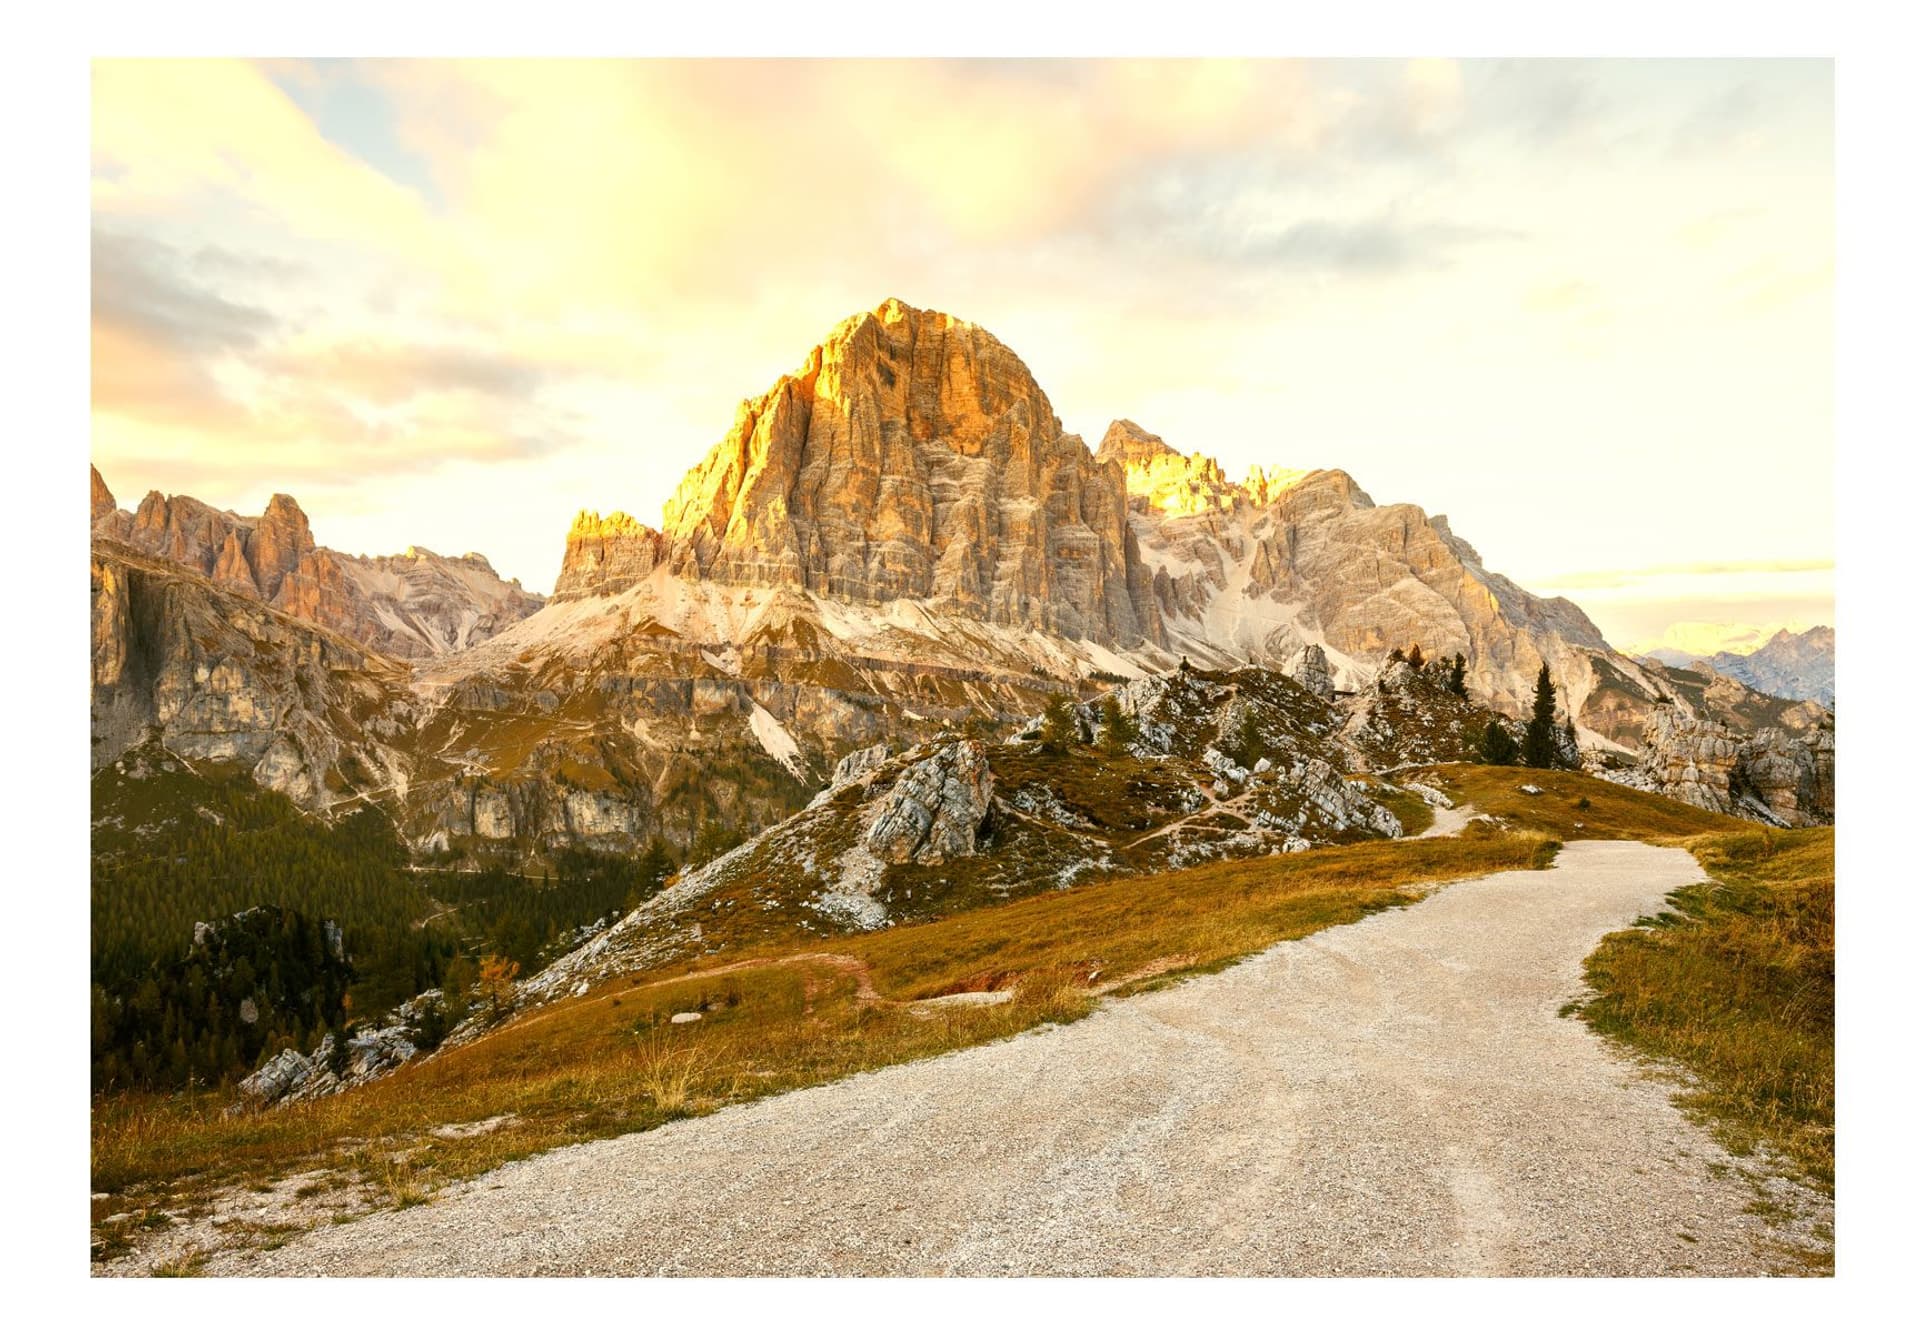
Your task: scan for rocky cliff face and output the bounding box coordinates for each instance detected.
[90,543,419,810]
[92,473,544,659]
[542,299,1636,738]
[91,465,117,523]
[554,299,1152,646]
[1616,704,1834,827]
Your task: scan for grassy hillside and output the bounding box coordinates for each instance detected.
[94,830,1552,1263]
[91,747,675,1092]
[1408,763,1746,841]
[1576,826,1834,1191]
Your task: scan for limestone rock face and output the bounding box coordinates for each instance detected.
[1288,644,1334,700]
[864,739,993,865]
[832,743,890,788]
[1096,419,1241,516]
[1635,706,1744,815]
[558,299,1153,645]
[89,543,418,810]
[553,512,670,601]
[92,472,542,659]
[1737,726,1834,827]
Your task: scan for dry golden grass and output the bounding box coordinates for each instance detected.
[1408,763,1747,842]
[93,832,1551,1233]
[1575,826,1834,1192]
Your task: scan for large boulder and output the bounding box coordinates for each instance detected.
[864,740,994,865]
[1737,727,1833,827]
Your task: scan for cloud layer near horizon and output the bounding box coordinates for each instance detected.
[90,58,1832,644]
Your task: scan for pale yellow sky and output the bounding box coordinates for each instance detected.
[89,58,1833,650]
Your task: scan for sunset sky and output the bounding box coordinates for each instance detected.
[89,58,1833,651]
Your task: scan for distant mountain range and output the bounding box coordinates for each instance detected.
[1637,625,1834,708]
[1704,626,1834,708]
[89,298,1834,855]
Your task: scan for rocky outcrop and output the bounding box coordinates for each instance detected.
[1634,707,1744,815]
[235,992,435,1109]
[1288,644,1334,700]
[1622,705,1833,826]
[91,472,542,660]
[864,740,993,865]
[552,511,670,601]
[1096,419,1245,516]
[1736,726,1834,827]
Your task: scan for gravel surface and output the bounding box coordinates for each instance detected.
[217,840,1827,1276]
[1414,801,1475,838]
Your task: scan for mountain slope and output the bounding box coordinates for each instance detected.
[91,541,420,810]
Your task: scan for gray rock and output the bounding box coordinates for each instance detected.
[864,741,994,866]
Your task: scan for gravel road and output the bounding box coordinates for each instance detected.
[218,840,1825,1276]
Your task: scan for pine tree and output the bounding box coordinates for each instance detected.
[1039,693,1079,755]
[1447,653,1467,697]
[1522,664,1559,768]
[1478,719,1519,766]
[1097,695,1138,757]
[1407,644,1425,670]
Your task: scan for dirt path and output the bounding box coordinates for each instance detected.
[1415,801,1475,838]
[216,841,1827,1277]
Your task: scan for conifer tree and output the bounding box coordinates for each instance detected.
[1039,693,1079,755]
[1447,653,1467,697]
[1407,644,1425,670]
[1522,664,1559,768]
[1098,695,1138,757]
[1479,719,1519,766]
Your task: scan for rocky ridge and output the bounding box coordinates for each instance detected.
[90,542,419,810]
[508,661,1428,1011]
[92,467,544,660]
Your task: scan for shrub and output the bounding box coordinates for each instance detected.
[1478,720,1519,766]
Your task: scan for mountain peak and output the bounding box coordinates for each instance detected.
[1096,419,1184,468]
[91,465,116,521]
